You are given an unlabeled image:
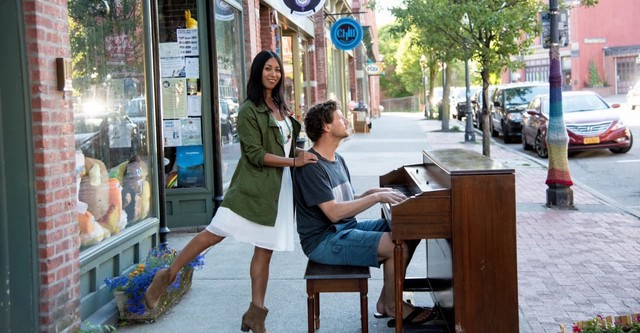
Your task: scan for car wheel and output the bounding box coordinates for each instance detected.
[609,132,633,154]
[491,121,499,137]
[522,132,532,150]
[502,122,513,143]
[534,132,548,158]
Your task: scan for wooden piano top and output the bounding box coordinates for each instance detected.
[423,149,514,176]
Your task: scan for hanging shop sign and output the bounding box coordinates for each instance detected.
[330,17,363,51]
[283,0,327,16]
[366,62,385,76]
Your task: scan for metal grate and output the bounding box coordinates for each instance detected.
[566,121,612,136]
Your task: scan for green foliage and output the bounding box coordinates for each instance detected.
[588,60,603,87]
[78,321,116,333]
[378,25,413,98]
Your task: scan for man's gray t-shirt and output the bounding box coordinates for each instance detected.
[294,149,357,255]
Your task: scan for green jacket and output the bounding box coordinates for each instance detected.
[221,100,301,226]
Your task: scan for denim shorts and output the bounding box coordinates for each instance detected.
[307,219,390,267]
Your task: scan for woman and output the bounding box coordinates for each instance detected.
[144,50,318,333]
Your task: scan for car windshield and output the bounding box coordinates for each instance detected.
[541,94,609,114]
[505,86,548,105]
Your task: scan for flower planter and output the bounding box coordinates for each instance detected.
[560,313,640,333]
[114,267,194,323]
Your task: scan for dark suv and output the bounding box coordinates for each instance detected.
[490,82,548,143]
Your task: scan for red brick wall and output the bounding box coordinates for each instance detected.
[243,0,261,74]
[348,56,356,101]
[24,0,80,331]
[313,11,328,102]
[259,5,276,52]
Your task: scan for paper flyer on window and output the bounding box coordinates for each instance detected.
[161,78,187,119]
[160,57,186,78]
[109,122,133,148]
[163,119,181,147]
[185,57,199,79]
[180,117,202,146]
[187,95,201,116]
[177,29,199,56]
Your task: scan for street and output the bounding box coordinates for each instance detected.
[498,97,640,217]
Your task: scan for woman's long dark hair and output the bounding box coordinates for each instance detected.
[246,50,289,114]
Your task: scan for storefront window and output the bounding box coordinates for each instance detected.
[69,0,154,250]
[156,2,205,190]
[282,35,295,112]
[215,0,244,189]
[300,38,311,116]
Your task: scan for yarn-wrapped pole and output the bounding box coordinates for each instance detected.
[545,0,574,207]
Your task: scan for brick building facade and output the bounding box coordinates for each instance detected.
[1,0,381,331]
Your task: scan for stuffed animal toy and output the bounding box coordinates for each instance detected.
[98,178,126,234]
[185,10,198,29]
[78,202,106,247]
[78,157,110,222]
[121,155,150,223]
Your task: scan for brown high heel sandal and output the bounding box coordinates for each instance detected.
[240,302,269,333]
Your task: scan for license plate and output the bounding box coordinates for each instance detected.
[583,137,600,144]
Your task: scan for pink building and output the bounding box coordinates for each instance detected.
[506,0,640,96]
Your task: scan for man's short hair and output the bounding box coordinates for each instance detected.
[304,100,340,142]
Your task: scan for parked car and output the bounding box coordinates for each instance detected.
[455,86,481,120]
[626,80,640,110]
[521,90,633,158]
[471,86,496,130]
[491,82,549,143]
[220,98,238,144]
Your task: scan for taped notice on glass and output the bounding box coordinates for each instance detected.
[177,29,199,56]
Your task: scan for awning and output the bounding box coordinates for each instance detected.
[603,45,640,57]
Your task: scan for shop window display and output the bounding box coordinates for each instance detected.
[69,0,154,249]
[157,1,206,190]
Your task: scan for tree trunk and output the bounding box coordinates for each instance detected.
[442,63,452,131]
[480,66,491,157]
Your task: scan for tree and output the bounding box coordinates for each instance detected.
[391,0,542,155]
[378,25,413,98]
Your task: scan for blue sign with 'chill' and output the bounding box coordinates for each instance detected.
[330,18,363,51]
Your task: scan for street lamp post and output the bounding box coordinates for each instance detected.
[462,13,475,142]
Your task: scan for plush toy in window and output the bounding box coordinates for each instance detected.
[98,178,127,234]
[121,155,151,223]
[78,157,110,222]
[185,10,197,29]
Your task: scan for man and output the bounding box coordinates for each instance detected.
[293,100,436,326]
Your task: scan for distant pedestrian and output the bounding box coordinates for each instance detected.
[144,50,318,333]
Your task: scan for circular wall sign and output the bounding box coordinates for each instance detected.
[283,0,327,17]
[330,17,363,51]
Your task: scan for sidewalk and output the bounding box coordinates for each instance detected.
[115,112,639,333]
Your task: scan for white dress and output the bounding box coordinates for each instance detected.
[206,117,295,251]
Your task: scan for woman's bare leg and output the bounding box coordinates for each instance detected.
[249,246,273,308]
[166,230,225,281]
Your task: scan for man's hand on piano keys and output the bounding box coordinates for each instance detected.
[373,188,407,205]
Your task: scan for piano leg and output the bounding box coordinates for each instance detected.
[394,240,404,333]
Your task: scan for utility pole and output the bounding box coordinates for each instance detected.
[546,0,574,208]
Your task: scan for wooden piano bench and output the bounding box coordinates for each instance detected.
[304,260,371,333]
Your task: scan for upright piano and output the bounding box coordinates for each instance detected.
[380,149,518,333]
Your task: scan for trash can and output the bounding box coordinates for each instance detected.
[352,102,369,133]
